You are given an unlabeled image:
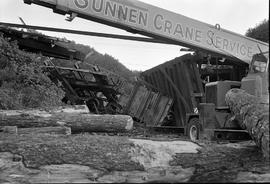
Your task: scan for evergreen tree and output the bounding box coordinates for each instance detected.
[246,19,269,43]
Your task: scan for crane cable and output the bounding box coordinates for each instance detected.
[0,22,172,45]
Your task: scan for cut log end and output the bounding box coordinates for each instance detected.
[125,117,134,131]
[226,88,269,160]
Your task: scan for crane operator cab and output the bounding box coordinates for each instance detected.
[241,52,269,104]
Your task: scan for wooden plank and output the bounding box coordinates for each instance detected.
[129,86,142,117]
[137,90,152,121]
[144,93,159,126]
[142,92,155,124]
[154,95,173,126]
[123,83,140,114]
[151,94,162,126]
[134,88,150,118]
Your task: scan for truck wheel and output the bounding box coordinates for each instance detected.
[187,118,200,142]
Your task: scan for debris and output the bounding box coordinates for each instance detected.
[120,83,173,127]
[44,62,124,115]
[141,54,204,127]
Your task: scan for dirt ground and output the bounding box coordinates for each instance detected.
[0,122,269,183]
[171,141,270,183]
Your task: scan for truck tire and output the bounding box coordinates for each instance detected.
[187,118,200,142]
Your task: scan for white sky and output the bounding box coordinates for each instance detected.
[0,0,269,71]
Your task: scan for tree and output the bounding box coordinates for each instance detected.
[245,19,269,43]
[0,35,65,110]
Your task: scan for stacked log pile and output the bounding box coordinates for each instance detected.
[225,89,269,160]
[0,105,133,134]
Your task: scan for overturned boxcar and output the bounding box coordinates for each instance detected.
[119,82,174,127]
[140,54,205,132]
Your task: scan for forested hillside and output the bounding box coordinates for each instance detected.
[0,34,64,109]
[0,29,141,110]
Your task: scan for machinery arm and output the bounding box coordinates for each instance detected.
[23,0,269,64]
[0,22,171,45]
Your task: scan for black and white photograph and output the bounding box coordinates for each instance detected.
[0,0,269,183]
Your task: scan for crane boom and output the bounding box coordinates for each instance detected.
[23,0,269,64]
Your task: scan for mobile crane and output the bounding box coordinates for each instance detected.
[22,0,269,141]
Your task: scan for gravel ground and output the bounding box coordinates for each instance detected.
[0,121,269,183]
[171,141,270,183]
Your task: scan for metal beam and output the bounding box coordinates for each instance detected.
[0,22,175,45]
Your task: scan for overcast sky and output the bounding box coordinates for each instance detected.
[0,0,269,71]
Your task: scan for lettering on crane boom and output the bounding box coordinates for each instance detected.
[153,15,253,58]
[71,0,267,62]
[74,0,149,27]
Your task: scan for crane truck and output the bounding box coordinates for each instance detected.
[23,0,269,141]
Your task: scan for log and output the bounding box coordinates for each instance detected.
[45,105,90,114]
[0,126,17,134]
[0,126,71,135]
[0,108,133,133]
[225,89,269,160]
[0,105,90,115]
[17,126,71,135]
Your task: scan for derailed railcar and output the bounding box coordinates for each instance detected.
[141,53,252,141]
[119,83,173,127]
[141,54,205,132]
